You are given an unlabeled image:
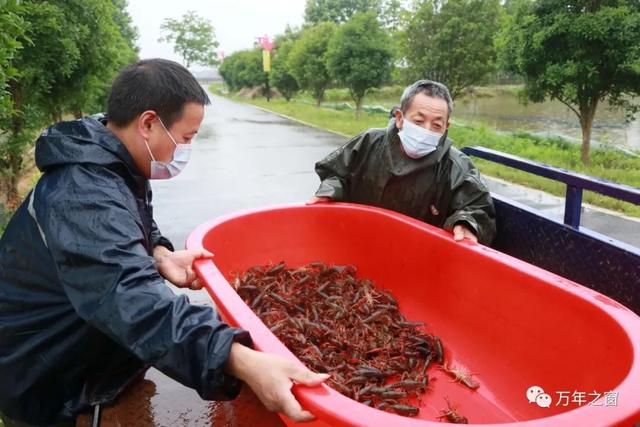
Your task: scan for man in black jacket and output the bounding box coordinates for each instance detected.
[0,59,327,426]
[310,80,496,245]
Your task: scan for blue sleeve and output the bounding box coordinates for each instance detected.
[36,166,251,400]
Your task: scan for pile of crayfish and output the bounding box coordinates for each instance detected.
[234,261,457,418]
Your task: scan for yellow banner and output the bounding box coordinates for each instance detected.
[262,50,271,73]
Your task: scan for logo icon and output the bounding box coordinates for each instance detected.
[527,386,551,408]
[536,393,552,408]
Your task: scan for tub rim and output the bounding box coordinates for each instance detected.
[186,202,640,427]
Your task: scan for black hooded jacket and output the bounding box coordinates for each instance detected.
[0,115,249,424]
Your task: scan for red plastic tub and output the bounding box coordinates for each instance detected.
[186,203,640,427]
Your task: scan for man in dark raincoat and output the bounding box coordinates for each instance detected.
[0,59,327,427]
[310,80,496,245]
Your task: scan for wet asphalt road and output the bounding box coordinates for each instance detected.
[151,93,343,250]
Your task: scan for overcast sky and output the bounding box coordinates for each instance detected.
[127,0,306,69]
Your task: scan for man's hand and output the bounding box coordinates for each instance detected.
[306,196,332,205]
[225,343,329,422]
[154,246,214,289]
[453,224,478,243]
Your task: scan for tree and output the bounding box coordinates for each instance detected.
[43,0,138,121]
[0,0,24,123]
[288,22,337,106]
[403,0,502,99]
[111,0,140,54]
[0,0,138,206]
[502,0,528,16]
[270,29,301,101]
[0,0,24,207]
[304,0,382,24]
[499,0,640,165]
[1,2,82,206]
[379,0,408,30]
[91,0,139,112]
[218,48,264,92]
[159,11,219,68]
[382,0,409,85]
[326,12,393,118]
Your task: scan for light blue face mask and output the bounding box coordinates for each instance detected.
[144,118,192,180]
[398,116,444,159]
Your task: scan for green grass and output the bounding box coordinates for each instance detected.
[451,125,640,217]
[244,84,521,108]
[292,85,521,106]
[312,85,404,106]
[248,98,389,136]
[211,85,640,217]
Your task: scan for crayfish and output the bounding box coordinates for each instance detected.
[235,261,449,418]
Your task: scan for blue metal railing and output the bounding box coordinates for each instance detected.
[461,146,640,229]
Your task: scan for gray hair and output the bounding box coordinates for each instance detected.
[399,80,453,117]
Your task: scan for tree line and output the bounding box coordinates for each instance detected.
[219,0,640,165]
[0,0,138,206]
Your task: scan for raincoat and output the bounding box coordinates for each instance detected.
[315,119,496,245]
[0,115,250,424]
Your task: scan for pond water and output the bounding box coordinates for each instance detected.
[454,92,639,152]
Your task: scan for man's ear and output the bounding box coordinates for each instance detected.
[395,109,403,130]
[137,110,158,140]
[446,120,451,130]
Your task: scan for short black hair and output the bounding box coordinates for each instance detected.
[107,58,210,127]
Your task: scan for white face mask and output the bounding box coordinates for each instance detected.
[398,116,444,159]
[144,118,191,180]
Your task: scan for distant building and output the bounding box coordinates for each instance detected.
[191,68,222,83]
